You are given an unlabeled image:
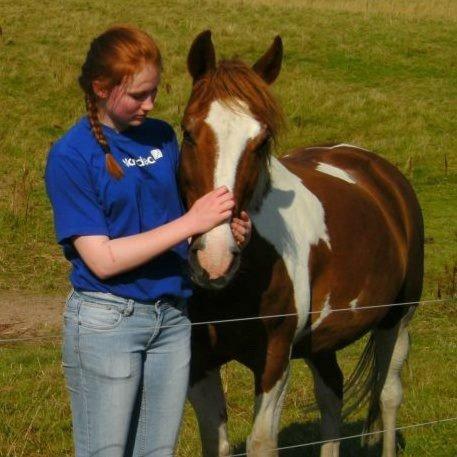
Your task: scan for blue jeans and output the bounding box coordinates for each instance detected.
[62,289,191,457]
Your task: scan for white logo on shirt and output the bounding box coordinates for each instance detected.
[122,149,163,168]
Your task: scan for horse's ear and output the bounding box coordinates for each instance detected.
[187,30,216,84]
[252,36,283,85]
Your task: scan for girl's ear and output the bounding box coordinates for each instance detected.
[92,80,109,99]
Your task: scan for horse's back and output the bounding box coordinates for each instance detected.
[281,143,423,265]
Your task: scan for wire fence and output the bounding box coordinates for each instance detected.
[230,416,457,455]
[0,297,454,344]
[1,295,455,454]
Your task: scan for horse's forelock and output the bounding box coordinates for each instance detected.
[189,59,283,143]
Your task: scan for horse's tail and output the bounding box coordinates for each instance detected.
[303,334,377,417]
[340,333,377,419]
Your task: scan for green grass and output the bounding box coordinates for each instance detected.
[0,0,455,294]
[0,0,456,455]
[1,302,456,456]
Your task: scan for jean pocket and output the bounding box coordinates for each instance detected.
[78,301,123,330]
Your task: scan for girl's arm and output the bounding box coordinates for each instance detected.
[73,186,234,280]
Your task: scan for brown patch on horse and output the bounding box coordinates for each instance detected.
[189,228,297,394]
[179,113,218,208]
[232,130,272,213]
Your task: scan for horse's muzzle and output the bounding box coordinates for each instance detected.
[188,239,241,290]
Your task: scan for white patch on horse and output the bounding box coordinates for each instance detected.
[330,143,369,151]
[187,370,230,456]
[247,365,290,455]
[250,157,331,339]
[349,298,358,310]
[312,294,332,330]
[316,162,356,184]
[305,143,369,152]
[203,99,262,254]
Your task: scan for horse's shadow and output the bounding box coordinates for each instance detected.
[231,420,406,456]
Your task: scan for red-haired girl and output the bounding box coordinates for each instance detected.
[45,25,251,456]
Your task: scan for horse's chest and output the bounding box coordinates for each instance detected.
[249,158,331,339]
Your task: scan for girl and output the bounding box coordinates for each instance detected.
[45,25,251,457]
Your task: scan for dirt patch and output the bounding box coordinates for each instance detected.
[0,291,67,339]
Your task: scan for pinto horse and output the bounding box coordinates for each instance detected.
[180,31,424,457]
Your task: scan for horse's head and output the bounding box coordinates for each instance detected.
[180,30,283,290]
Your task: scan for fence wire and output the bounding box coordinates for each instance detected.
[1,296,455,454]
[230,416,457,455]
[0,297,455,344]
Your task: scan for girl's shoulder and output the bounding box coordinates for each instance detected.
[49,117,96,161]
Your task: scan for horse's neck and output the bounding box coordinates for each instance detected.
[250,156,330,252]
[249,155,330,337]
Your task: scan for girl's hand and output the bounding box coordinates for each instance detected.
[231,211,252,249]
[185,186,235,235]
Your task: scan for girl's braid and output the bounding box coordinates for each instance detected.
[85,95,124,180]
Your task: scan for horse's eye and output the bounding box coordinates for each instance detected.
[258,135,271,151]
[183,130,195,145]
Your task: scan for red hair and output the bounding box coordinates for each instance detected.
[78,25,162,179]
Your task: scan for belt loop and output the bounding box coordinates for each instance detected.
[123,299,134,316]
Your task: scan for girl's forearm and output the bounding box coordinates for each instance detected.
[77,214,195,279]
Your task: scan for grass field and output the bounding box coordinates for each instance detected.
[0,0,456,455]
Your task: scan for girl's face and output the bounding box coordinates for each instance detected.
[96,64,161,132]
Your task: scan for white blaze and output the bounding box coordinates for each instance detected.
[200,100,262,276]
[206,99,262,191]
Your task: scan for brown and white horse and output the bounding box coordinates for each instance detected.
[180,31,424,457]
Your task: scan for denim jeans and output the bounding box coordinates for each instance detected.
[62,289,191,457]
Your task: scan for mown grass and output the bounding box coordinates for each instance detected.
[0,0,456,455]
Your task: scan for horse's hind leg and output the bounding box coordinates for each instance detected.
[188,367,230,457]
[247,363,291,457]
[365,306,416,457]
[307,351,343,457]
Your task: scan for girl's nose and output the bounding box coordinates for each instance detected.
[142,95,154,111]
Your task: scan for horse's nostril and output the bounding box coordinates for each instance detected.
[231,246,241,256]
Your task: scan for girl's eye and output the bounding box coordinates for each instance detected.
[130,89,157,101]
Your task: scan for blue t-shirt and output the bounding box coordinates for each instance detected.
[44,116,192,301]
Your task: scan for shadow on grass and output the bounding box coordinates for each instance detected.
[232,420,406,456]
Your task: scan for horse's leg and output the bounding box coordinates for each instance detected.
[246,361,291,457]
[364,307,415,457]
[188,367,230,457]
[307,352,343,457]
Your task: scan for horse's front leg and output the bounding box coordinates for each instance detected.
[307,352,343,457]
[246,352,291,457]
[188,366,230,457]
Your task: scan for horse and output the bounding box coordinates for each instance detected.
[179,31,424,457]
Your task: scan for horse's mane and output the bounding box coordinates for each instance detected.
[193,59,284,141]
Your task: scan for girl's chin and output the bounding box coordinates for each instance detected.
[129,116,146,126]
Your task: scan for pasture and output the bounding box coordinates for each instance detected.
[0,0,456,455]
